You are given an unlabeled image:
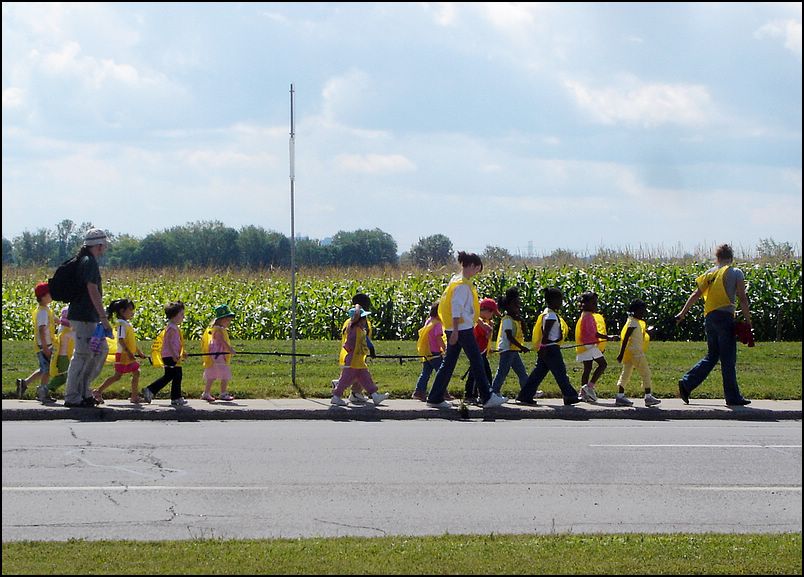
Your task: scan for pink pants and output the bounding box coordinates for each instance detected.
[334,367,377,397]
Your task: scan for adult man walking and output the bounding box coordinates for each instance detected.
[675,243,752,407]
[64,228,113,408]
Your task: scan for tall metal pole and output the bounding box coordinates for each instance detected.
[289,84,297,388]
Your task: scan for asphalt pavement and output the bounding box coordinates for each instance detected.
[2,397,800,421]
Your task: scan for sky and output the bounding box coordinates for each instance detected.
[2,2,802,258]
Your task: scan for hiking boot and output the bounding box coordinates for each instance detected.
[411,390,427,402]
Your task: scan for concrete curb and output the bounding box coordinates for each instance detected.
[2,399,801,422]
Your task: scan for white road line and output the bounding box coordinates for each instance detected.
[2,486,270,492]
[3,484,801,492]
[589,444,802,448]
[684,486,801,491]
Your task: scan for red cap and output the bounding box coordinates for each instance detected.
[479,297,499,314]
[34,282,50,299]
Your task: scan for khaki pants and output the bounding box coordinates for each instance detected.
[616,353,652,390]
[64,321,108,404]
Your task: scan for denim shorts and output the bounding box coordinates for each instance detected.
[37,350,50,373]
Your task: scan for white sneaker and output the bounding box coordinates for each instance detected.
[427,400,453,409]
[534,389,545,398]
[615,394,634,407]
[330,395,348,406]
[348,392,367,404]
[371,392,390,406]
[170,397,188,406]
[580,384,598,403]
[483,393,508,409]
[644,394,662,407]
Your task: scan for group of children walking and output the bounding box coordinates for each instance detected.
[412,285,661,408]
[16,282,238,406]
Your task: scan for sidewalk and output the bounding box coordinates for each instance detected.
[2,398,801,422]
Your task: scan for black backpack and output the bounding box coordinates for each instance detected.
[48,256,82,303]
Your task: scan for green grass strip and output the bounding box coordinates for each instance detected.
[2,533,801,575]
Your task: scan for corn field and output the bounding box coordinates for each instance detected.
[2,262,800,342]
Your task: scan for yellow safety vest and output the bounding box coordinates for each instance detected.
[438,275,479,331]
[416,318,445,359]
[531,309,569,349]
[150,324,185,368]
[575,312,607,353]
[30,305,56,351]
[619,316,650,363]
[695,265,733,316]
[339,321,369,369]
[495,315,525,352]
[49,327,75,378]
[201,325,232,367]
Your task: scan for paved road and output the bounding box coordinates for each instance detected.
[2,419,801,541]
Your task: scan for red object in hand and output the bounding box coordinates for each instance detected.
[735,321,755,347]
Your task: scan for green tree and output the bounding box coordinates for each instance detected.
[482,245,515,267]
[408,234,453,268]
[331,229,398,267]
[756,238,796,262]
[2,238,13,264]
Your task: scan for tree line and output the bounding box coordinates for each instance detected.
[2,220,798,270]
[1,220,460,270]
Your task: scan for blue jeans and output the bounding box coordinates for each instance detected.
[680,310,744,403]
[492,351,529,395]
[519,345,578,402]
[428,329,492,404]
[414,357,443,394]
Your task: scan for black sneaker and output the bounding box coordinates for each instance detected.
[678,381,690,404]
[16,378,28,399]
[726,398,751,407]
[563,397,581,406]
[516,396,538,406]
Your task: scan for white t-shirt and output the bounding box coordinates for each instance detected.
[497,316,518,352]
[35,308,52,347]
[542,309,561,345]
[450,279,476,331]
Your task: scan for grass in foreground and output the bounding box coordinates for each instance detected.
[2,340,801,402]
[2,533,801,575]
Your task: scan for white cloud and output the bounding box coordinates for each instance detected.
[2,87,24,108]
[335,153,416,174]
[563,77,713,128]
[755,19,803,58]
[35,41,155,89]
[321,69,373,126]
